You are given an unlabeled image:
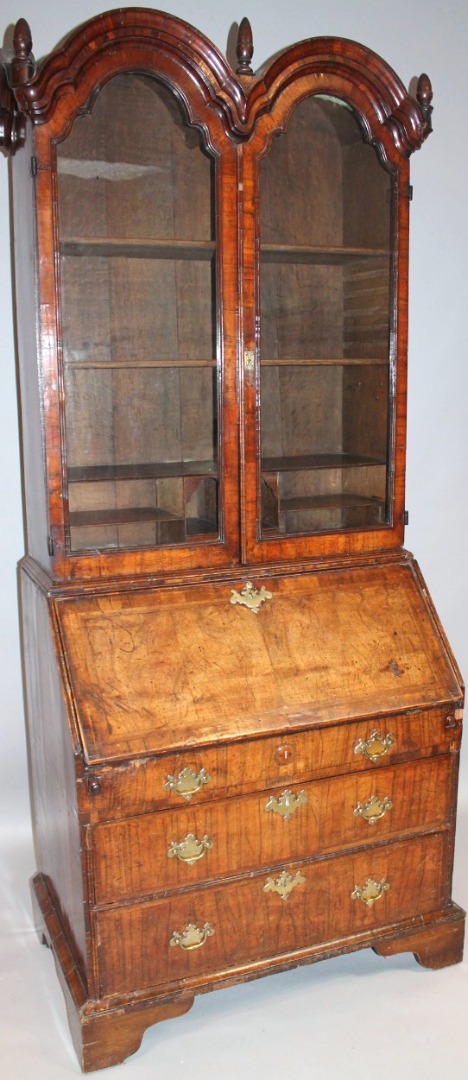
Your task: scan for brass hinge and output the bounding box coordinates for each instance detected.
[30,155,37,178]
[408,185,413,201]
[47,535,54,556]
[404,510,409,526]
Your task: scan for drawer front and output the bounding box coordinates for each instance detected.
[82,706,461,821]
[91,755,454,904]
[96,831,449,996]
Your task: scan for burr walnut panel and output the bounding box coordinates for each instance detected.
[58,561,461,764]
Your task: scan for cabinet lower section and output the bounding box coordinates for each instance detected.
[21,555,465,1072]
[32,866,465,1072]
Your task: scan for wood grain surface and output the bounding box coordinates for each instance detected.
[4,10,460,1074]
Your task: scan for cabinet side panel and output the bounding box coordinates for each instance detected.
[20,567,87,983]
[11,125,51,569]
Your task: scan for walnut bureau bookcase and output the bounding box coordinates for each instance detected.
[0,10,464,1072]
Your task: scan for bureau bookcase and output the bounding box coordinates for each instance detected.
[0,9,464,1071]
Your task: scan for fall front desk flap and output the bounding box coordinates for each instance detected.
[55,559,463,765]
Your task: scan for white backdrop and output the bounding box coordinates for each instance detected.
[0,2,467,1077]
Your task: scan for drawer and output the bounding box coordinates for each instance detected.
[81,706,461,822]
[91,754,454,904]
[96,831,449,996]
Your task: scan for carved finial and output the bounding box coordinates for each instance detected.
[11,18,35,86]
[416,73,433,132]
[236,17,254,76]
[0,21,32,155]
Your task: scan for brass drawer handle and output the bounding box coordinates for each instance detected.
[353,795,393,824]
[163,767,211,800]
[265,789,308,820]
[168,833,214,864]
[351,877,390,907]
[169,923,215,951]
[264,870,305,900]
[230,581,272,613]
[354,731,396,762]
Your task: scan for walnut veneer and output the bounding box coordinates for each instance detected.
[1,10,463,1072]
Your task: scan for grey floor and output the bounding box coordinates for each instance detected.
[1,807,467,1080]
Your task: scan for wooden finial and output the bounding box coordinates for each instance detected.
[416,73,433,131]
[0,19,31,154]
[11,18,35,86]
[236,17,254,76]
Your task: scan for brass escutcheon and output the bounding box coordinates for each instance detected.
[351,877,390,907]
[169,923,215,950]
[354,731,396,762]
[163,766,211,800]
[264,870,306,900]
[265,789,308,820]
[353,794,393,824]
[244,348,255,372]
[230,581,273,613]
[167,833,214,864]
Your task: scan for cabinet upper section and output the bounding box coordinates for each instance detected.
[1,13,432,153]
[0,11,432,583]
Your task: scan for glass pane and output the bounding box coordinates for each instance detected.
[259,94,393,538]
[57,74,218,553]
